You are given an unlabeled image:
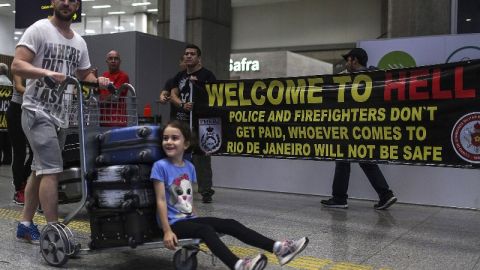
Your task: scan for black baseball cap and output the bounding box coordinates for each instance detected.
[342,48,368,66]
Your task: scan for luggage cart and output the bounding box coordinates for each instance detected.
[38,77,211,269]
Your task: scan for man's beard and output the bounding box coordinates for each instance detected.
[54,8,75,21]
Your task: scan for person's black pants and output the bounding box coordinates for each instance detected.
[6,102,32,191]
[171,217,275,269]
[332,161,392,201]
[0,132,11,164]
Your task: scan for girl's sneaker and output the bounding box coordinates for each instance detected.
[274,237,309,265]
[235,254,268,270]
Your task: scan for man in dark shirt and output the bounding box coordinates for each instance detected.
[321,48,397,210]
[170,44,217,203]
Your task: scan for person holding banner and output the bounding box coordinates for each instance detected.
[0,63,13,166]
[170,44,217,203]
[7,74,33,205]
[11,0,110,244]
[321,48,397,210]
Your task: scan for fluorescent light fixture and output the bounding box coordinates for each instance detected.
[12,10,15,13]
[14,37,18,40]
[82,0,95,2]
[131,2,151,7]
[92,5,111,9]
[0,3,11,7]
[466,18,472,22]
[14,31,23,35]
[108,11,126,15]
[81,13,86,16]
[147,8,158,12]
[104,20,111,25]
[114,26,125,30]
[85,29,96,34]
[129,22,135,26]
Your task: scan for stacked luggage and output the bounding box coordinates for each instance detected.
[88,126,165,249]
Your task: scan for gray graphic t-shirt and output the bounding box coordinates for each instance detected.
[17,19,91,128]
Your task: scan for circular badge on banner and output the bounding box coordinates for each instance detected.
[451,112,480,163]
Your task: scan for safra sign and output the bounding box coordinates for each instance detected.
[229,58,260,72]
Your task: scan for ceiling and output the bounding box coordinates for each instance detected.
[0,0,297,18]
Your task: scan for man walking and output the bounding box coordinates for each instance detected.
[12,0,109,243]
[321,48,397,210]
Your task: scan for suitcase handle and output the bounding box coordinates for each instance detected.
[137,127,152,138]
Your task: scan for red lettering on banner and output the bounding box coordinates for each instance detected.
[409,69,429,100]
[384,71,406,101]
[431,68,452,99]
[454,66,475,98]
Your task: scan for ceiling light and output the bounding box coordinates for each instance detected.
[14,37,18,40]
[132,2,151,7]
[81,13,86,16]
[12,10,15,13]
[82,0,95,2]
[85,29,96,34]
[108,11,126,15]
[147,8,158,12]
[14,31,23,35]
[92,5,111,9]
[114,26,125,30]
[466,18,472,22]
[105,20,110,25]
[0,3,11,7]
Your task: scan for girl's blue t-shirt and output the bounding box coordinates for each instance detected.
[150,158,197,225]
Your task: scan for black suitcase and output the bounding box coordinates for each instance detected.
[96,126,164,166]
[91,164,155,209]
[58,167,82,204]
[88,208,161,249]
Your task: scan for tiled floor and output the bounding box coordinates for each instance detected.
[0,165,479,269]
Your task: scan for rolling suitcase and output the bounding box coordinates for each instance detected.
[88,207,161,249]
[58,167,82,204]
[91,164,155,209]
[96,126,164,165]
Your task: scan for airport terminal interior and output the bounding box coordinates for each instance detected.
[0,0,479,269]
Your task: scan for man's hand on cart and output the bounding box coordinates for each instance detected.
[97,76,111,89]
[44,70,67,85]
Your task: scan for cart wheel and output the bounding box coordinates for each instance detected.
[69,243,81,258]
[173,248,198,270]
[40,225,70,267]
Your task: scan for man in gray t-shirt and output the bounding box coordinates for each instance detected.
[12,0,110,243]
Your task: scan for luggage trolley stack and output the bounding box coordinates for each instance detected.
[39,77,207,269]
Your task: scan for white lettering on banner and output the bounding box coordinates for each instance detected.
[230,58,260,72]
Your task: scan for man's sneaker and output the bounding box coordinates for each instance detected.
[274,237,309,266]
[13,190,25,205]
[201,189,215,203]
[16,222,40,244]
[321,198,348,209]
[235,254,268,270]
[374,194,397,210]
[202,195,212,203]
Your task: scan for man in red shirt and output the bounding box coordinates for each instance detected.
[100,50,130,126]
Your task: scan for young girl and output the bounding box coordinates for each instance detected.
[151,120,309,270]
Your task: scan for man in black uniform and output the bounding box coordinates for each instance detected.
[170,44,216,203]
[321,48,397,210]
